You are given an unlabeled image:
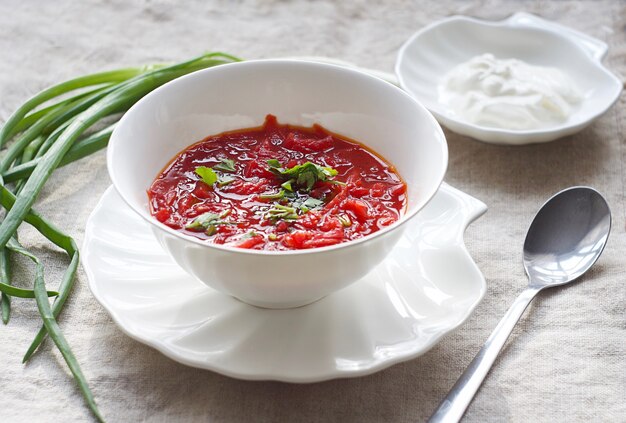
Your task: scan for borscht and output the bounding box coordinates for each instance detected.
[148,115,407,250]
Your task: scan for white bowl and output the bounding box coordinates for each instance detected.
[396,12,623,145]
[108,60,448,309]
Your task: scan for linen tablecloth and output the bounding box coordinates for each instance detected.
[1,1,624,422]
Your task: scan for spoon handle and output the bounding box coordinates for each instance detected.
[428,286,541,423]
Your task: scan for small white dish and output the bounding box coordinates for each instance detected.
[108,59,448,309]
[84,183,486,382]
[396,12,623,144]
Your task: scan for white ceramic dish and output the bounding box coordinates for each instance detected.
[84,183,486,382]
[395,12,623,144]
[108,59,448,309]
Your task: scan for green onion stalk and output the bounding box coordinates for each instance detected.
[0,52,242,422]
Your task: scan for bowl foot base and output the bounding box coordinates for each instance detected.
[233,295,326,309]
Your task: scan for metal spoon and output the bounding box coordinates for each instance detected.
[428,186,611,423]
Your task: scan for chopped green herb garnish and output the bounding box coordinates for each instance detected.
[261,195,324,222]
[195,166,218,186]
[338,214,352,227]
[196,162,238,188]
[302,197,324,208]
[259,189,285,200]
[265,204,299,221]
[295,196,324,212]
[217,175,235,187]
[185,210,234,234]
[185,212,220,230]
[214,158,236,173]
[267,158,281,168]
[241,231,258,239]
[258,160,339,222]
[267,159,339,192]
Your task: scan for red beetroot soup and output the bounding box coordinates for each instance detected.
[148,115,407,250]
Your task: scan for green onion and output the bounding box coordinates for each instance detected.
[0,185,80,362]
[2,124,115,183]
[0,53,241,248]
[0,247,11,324]
[0,51,242,421]
[0,85,114,172]
[0,67,149,147]
[10,85,115,137]
[15,134,51,193]
[0,282,58,298]
[23,235,103,422]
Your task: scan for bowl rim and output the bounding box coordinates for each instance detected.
[395,13,624,138]
[107,59,448,256]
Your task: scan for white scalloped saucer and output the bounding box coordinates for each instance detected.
[83,183,486,382]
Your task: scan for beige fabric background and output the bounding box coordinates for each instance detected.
[0,1,624,422]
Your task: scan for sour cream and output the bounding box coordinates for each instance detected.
[439,54,583,130]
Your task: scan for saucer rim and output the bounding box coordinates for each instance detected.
[84,183,487,382]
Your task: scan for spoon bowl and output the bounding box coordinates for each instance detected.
[429,186,611,423]
[523,187,611,287]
